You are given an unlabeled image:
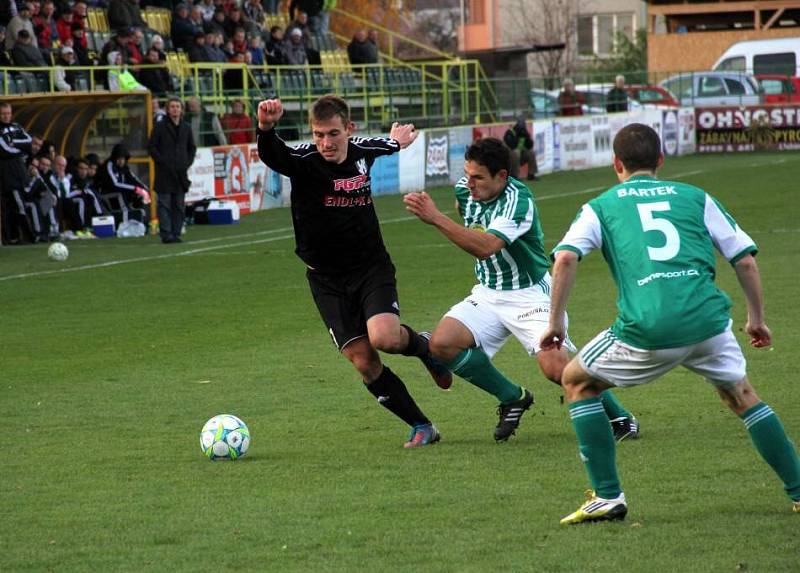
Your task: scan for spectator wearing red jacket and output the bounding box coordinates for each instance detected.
[221,100,253,144]
[55,8,75,44]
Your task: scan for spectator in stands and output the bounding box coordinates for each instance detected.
[108,0,145,31]
[368,28,378,47]
[204,6,226,38]
[11,28,45,67]
[197,0,215,22]
[100,27,132,66]
[148,97,195,243]
[205,30,226,62]
[606,74,628,113]
[264,25,284,64]
[137,47,171,95]
[230,25,246,54]
[243,0,264,32]
[32,0,56,51]
[70,24,93,64]
[188,29,213,62]
[72,1,88,29]
[224,7,248,41]
[262,0,278,15]
[318,0,334,34]
[54,46,80,91]
[288,0,322,33]
[558,78,584,116]
[125,26,145,64]
[503,117,539,181]
[221,99,254,144]
[171,3,197,52]
[247,33,264,65]
[0,26,11,66]
[148,33,166,61]
[106,50,147,91]
[347,28,377,65]
[185,96,226,146]
[97,142,150,224]
[283,26,306,65]
[285,10,309,44]
[0,1,15,28]
[189,4,205,32]
[6,2,34,50]
[55,6,75,44]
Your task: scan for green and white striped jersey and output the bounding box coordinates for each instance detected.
[455,175,550,291]
[553,175,757,349]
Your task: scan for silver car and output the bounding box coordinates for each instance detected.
[659,71,762,106]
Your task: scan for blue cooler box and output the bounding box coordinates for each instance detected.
[92,215,116,238]
[207,200,240,225]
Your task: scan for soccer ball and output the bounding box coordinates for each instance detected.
[200,414,250,460]
[47,242,69,262]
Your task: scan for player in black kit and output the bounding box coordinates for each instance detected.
[256,95,451,448]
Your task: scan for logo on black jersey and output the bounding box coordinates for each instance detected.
[356,158,367,175]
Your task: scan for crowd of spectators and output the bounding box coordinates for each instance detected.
[0,1,383,153]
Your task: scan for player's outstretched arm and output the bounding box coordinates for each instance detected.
[403,191,505,259]
[540,250,579,351]
[733,254,772,348]
[389,122,419,149]
[257,99,284,131]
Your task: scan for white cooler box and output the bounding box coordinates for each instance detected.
[91,215,116,238]
[207,200,240,225]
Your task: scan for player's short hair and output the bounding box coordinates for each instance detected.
[310,94,350,127]
[613,123,661,172]
[464,137,511,177]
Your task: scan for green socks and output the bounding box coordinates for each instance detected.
[741,402,800,501]
[599,389,630,420]
[568,397,621,499]
[444,348,522,404]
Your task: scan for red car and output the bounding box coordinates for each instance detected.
[625,85,679,107]
[755,74,800,104]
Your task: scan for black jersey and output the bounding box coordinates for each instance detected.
[257,127,400,273]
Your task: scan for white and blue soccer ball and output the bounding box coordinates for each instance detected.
[200,414,250,460]
[47,242,69,262]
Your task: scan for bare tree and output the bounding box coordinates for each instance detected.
[504,0,581,86]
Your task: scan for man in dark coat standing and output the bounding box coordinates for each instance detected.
[148,96,196,244]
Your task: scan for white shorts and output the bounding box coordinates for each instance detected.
[578,322,747,388]
[444,275,576,359]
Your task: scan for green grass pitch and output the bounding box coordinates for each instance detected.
[1,152,798,572]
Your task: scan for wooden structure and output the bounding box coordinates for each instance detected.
[646,1,800,72]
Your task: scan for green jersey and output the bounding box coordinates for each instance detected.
[455,175,550,291]
[553,175,757,349]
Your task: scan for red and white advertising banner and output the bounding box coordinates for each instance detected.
[696,105,800,152]
[186,144,288,212]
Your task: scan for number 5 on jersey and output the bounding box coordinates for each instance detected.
[636,201,680,261]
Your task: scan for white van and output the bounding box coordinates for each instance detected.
[713,37,800,76]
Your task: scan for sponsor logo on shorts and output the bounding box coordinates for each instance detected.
[517,307,548,320]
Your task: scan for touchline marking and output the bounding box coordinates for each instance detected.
[0,170,712,283]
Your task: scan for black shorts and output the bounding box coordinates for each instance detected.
[307,260,399,351]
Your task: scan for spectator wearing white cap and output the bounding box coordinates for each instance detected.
[54,45,78,91]
[283,26,307,65]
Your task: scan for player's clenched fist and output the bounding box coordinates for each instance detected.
[258,99,284,129]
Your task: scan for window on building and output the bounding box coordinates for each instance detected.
[577,12,636,57]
